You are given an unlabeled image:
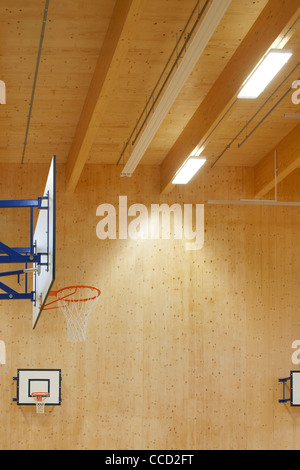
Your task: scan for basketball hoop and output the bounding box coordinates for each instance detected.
[31,392,50,414]
[44,285,101,342]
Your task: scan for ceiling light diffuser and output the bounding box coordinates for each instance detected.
[172,158,206,185]
[190,145,205,157]
[237,49,292,99]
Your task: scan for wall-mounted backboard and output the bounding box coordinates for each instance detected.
[32,155,56,329]
[13,369,61,406]
[279,371,300,406]
[291,371,300,406]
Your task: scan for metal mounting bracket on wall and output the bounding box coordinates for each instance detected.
[278,377,291,404]
[0,195,50,302]
[208,151,300,207]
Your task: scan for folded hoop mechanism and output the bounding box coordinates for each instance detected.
[43,285,101,342]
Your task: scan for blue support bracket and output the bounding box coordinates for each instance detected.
[0,241,40,264]
[0,195,48,303]
[0,281,34,301]
[0,269,30,278]
[279,377,291,403]
[12,377,18,402]
[0,199,39,209]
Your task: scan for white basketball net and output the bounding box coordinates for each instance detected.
[35,401,46,414]
[32,393,49,414]
[57,286,100,342]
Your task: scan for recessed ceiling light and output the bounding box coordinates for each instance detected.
[172,158,206,185]
[237,49,292,99]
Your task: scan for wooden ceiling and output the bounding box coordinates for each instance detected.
[0,0,300,196]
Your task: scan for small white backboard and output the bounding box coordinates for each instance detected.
[291,371,300,406]
[14,368,61,406]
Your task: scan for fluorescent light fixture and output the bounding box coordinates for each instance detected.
[0,80,6,104]
[120,0,232,177]
[207,199,300,206]
[172,157,206,184]
[284,113,300,119]
[237,49,292,99]
[190,145,205,157]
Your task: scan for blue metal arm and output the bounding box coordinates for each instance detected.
[0,193,49,303]
[0,196,48,209]
[0,281,34,300]
[0,242,40,264]
[0,199,39,208]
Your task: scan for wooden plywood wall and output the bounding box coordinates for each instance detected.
[0,162,300,450]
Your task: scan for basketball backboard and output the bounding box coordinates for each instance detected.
[32,156,56,329]
[13,369,61,406]
[291,371,300,406]
[279,371,300,406]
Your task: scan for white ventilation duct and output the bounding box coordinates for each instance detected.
[121,0,232,177]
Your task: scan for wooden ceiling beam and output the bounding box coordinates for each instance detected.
[65,0,146,193]
[160,0,300,194]
[254,123,300,198]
